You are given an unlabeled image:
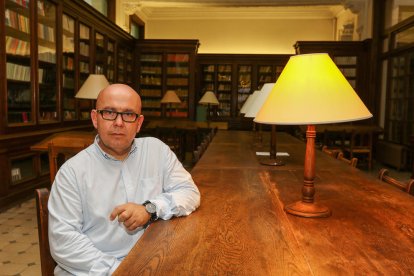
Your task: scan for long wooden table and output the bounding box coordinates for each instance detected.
[115,130,414,275]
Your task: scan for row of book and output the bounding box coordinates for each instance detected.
[218,93,231,100]
[7,62,35,82]
[218,74,231,81]
[10,0,29,9]
[140,76,162,85]
[166,54,189,62]
[38,22,55,43]
[140,89,162,97]
[63,56,74,70]
[142,100,161,108]
[167,67,189,75]
[38,46,56,63]
[80,61,89,73]
[166,78,188,86]
[239,66,251,73]
[175,90,188,97]
[6,36,30,56]
[141,54,162,62]
[62,14,74,32]
[218,84,232,91]
[8,87,31,103]
[5,9,29,33]
[141,66,161,74]
[80,24,90,39]
[63,75,74,89]
[258,66,272,73]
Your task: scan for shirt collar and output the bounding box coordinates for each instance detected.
[94,135,138,161]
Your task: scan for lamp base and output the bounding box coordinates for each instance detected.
[260,158,284,166]
[284,201,331,218]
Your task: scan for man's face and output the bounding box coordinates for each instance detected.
[91,85,144,160]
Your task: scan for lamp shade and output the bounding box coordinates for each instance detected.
[75,74,110,99]
[240,90,259,114]
[244,83,274,118]
[161,90,181,104]
[199,91,219,105]
[254,53,372,125]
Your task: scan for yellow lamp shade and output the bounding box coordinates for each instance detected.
[254,53,372,125]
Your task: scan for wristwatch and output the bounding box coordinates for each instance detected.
[143,200,158,228]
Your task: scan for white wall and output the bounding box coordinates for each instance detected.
[145,18,336,54]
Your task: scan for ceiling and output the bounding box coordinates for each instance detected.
[123,0,350,21]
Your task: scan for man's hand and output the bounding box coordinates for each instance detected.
[109,203,150,231]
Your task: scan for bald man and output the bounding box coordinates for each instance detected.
[48,84,200,275]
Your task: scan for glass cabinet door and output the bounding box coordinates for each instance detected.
[139,53,163,117]
[38,0,57,122]
[78,23,92,120]
[117,48,125,83]
[201,64,215,92]
[95,32,105,74]
[79,23,91,86]
[126,51,133,85]
[62,13,76,120]
[237,65,251,113]
[107,40,115,82]
[5,0,32,124]
[166,54,190,118]
[217,64,232,117]
[257,65,273,90]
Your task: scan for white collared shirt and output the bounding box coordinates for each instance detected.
[48,135,200,275]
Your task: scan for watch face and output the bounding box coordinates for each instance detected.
[145,202,156,214]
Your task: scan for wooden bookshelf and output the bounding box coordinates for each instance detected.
[0,0,134,209]
[196,54,290,127]
[136,39,199,119]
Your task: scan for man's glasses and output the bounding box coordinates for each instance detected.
[96,109,140,123]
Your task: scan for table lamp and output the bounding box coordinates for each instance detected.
[240,90,261,138]
[75,74,110,99]
[161,90,181,117]
[199,91,219,121]
[254,53,372,218]
[245,83,284,166]
[240,90,259,115]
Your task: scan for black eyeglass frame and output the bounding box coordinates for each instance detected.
[96,109,140,123]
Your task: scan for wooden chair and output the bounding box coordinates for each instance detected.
[337,152,358,167]
[378,168,414,195]
[35,188,56,276]
[322,145,341,159]
[343,129,373,170]
[48,143,87,184]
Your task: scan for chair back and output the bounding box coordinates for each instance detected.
[378,168,414,195]
[35,188,56,276]
[48,143,86,184]
[337,152,358,167]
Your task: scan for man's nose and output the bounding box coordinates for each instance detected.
[114,114,124,125]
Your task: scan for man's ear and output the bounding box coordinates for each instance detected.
[136,115,144,133]
[91,109,98,129]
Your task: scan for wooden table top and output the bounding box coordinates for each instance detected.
[114,130,414,275]
[30,131,95,151]
[145,119,228,130]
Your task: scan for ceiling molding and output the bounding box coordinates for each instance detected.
[121,0,347,21]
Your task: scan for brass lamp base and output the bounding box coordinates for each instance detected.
[284,201,331,218]
[260,158,284,166]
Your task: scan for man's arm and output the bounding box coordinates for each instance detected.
[150,144,201,220]
[48,165,121,275]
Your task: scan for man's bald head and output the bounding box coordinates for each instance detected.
[96,84,142,112]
